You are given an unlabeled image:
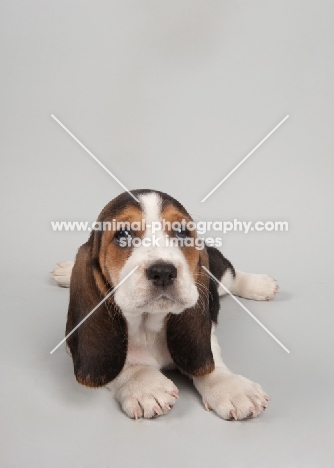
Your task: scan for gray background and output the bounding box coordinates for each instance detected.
[1,1,333,466]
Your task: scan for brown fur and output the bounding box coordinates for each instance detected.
[66,242,127,387]
[166,245,214,376]
[161,204,199,277]
[98,206,144,285]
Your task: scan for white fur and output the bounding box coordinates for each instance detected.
[107,325,269,420]
[113,192,193,397]
[231,270,278,301]
[51,261,73,287]
[107,364,179,419]
[192,327,269,420]
[218,269,279,301]
[217,269,234,296]
[126,313,174,369]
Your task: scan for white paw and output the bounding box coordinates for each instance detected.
[239,273,279,301]
[115,368,179,419]
[202,374,269,420]
[51,261,74,288]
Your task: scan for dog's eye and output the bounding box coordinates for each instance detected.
[114,229,132,245]
[174,227,190,239]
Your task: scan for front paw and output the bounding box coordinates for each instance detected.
[115,369,179,419]
[202,374,269,420]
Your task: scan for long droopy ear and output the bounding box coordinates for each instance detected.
[66,242,127,387]
[166,250,214,376]
[206,245,236,324]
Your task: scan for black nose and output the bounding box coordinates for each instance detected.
[146,262,177,287]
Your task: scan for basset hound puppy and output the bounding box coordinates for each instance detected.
[52,189,278,420]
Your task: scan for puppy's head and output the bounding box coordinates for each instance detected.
[66,190,215,387]
[98,190,201,315]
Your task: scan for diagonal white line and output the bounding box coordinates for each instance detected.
[202,266,290,353]
[201,115,289,202]
[51,114,140,203]
[50,266,138,354]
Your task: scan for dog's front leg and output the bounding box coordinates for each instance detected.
[107,364,179,419]
[192,328,270,420]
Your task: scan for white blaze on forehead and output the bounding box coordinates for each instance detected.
[139,192,166,245]
[139,192,162,230]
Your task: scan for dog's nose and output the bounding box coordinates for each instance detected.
[146,262,177,287]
